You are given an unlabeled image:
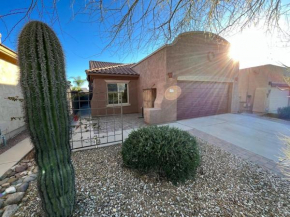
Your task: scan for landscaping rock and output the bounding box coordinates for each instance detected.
[23,174,37,183]
[15,173,21,179]
[22,197,28,202]
[13,144,290,217]
[0,209,4,216]
[2,183,10,188]
[4,169,14,177]
[5,186,16,194]
[7,177,17,184]
[16,183,29,192]
[0,178,8,186]
[15,164,28,173]
[0,174,7,181]
[20,171,28,176]
[0,198,4,209]
[33,167,38,173]
[2,204,18,217]
[5,192,25,205]
[12,179,22,186]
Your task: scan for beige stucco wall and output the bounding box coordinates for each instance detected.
[90,75,139,116]
[0,58,25,141]
[132,48,177,124]
[238,65,290,113]
[133,32,239,124]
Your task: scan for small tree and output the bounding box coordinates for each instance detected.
[70,76,86,91]
[18,21,75,216]
[281,137,290,178]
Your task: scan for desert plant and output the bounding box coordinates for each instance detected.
[18,21,75,216]
[70,76,86,91]
[280,136,290,179]
[122,126,200,184]
[277,106,290,120]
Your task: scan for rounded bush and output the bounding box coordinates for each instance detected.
[278,106,290,120]
[122,126,200,183]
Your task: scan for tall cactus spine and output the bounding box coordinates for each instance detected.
[18,21,75,216]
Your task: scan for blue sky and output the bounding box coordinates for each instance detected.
[0,1,150,88]
[1,1,289,88]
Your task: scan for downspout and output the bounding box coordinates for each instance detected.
[0,129,6,146]
[246,70,250,111]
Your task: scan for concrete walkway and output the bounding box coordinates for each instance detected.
[160,113,289,177]
[174,113,289,162]
[0,138,33,177]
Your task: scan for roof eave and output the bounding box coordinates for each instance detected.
[269,82,289,88]
[86,72,139,77]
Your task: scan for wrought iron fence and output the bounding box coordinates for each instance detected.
[68,90,123,151]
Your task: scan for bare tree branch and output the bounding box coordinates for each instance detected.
[1,0,289,55]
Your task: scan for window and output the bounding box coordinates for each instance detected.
[107,83,129,105]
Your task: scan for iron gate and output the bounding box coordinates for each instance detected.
[68,91,123,151]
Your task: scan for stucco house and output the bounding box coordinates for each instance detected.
[0,42,25,142]
[86,31,239,124]
[239,64,290,114]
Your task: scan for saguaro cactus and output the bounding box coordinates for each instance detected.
[18,21,75,216]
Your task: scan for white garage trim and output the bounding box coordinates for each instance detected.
[177,75,234,82]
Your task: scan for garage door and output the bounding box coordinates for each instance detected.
[177,81,230,120]
[268,88,289,113]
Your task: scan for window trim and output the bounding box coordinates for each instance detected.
[106,80,130,106]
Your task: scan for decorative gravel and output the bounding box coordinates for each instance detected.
[14,142,290,217]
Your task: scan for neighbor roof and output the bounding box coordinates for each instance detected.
[0,43,17,64]
[86,61,138,76]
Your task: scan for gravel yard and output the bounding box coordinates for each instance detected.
[14,142,290,217]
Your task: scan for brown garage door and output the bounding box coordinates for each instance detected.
[177,81,230,120]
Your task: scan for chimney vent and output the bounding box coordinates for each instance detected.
[0,33,2,44]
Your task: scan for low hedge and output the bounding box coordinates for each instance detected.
[121,126,200,183]
[277,106,290,120]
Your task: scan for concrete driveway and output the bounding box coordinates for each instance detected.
[163,113,290,163]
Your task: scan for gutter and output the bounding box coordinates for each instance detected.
[86,72,139,81]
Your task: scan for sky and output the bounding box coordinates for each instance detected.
[226,26,290,69]
[1,0,290,88]
[0,0,147,88]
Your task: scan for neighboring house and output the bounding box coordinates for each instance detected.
[0,42,25,142]
[86,31,239,124]
[81,88,89,92]
[239,64,290,114]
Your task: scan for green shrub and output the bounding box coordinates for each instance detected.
[122,126,200,183]
[277,106,290,120]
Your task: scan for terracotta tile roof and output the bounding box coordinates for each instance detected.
[89,61,123,69]
[86,61,138,76]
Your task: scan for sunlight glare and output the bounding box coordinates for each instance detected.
[228,44,240,62]
[226,27,290,68]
